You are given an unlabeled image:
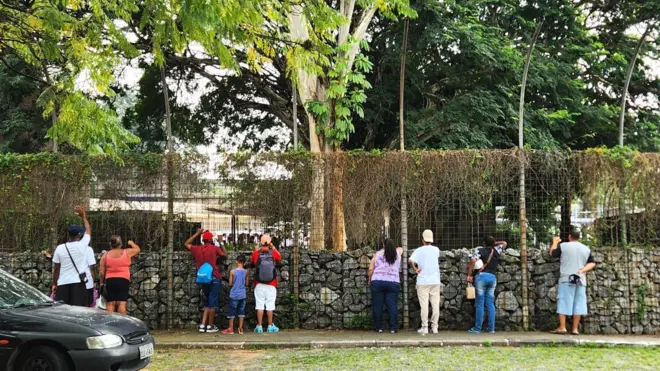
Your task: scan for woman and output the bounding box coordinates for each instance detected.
[99,236,141,314]
[368,239,403,333]
[466,236,507,334]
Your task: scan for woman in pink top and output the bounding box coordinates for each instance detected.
[368,239,403,333]
[99,235,140,314]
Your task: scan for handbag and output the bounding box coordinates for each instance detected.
[466,247,495,299]
[99,252,108,298]
[65,243,88,284]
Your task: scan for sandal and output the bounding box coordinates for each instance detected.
[571,331,580,336]
[550,329,568,335]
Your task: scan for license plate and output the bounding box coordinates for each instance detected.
[139,343,154,359]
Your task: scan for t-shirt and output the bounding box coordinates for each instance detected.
[230,268,247,300]
[551,241,594,286]
[409,245,441,285]
[53,234,91,286]
[251,248,282,287]
[85,247,96,290]
[371,250,402,283]
[470,244,504,275]
[189,243,226,280]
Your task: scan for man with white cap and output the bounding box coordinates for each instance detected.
[409,229,441,334]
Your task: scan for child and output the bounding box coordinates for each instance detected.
[222,255,249,334]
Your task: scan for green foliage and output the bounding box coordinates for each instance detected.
[345,314,372,329]
[637,284,647,323]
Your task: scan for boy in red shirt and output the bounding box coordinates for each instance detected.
[185,229,227,333]
[251,234,282,333]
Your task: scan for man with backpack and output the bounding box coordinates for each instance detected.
[250,234,282,333]
[185,229,227,333]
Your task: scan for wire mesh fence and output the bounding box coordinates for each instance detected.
[0,149,658,333]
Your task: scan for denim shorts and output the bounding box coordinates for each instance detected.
[557,282,587,316]
[201,278,221,309]
[228,298,246,318]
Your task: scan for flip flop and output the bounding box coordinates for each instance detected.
[571,332,580,336]
[550,329,568,335]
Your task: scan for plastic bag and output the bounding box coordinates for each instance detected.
[96,295,107,310]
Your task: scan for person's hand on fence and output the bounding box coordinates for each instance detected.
[74,205,85,217]
[552,236,562,245]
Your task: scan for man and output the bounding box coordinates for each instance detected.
[409,229,441,334]
[52,205,92,307]
[185,229,227,333]
[251,234,282,333]
[549,229,596,335]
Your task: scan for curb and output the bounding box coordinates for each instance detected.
[154,338,660,350]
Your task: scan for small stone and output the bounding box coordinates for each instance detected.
[299,274,313,286]
[343,258,358,270]
[326,260,342,273]
[358,255,371,269]
[280,271,290,281]
[498,272,512,284]
[319,287,339,305]
[505,248,520,257]
[632,325,644,335]
[496,291,519,312]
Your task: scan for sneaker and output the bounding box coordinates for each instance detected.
[267,324,280,333]
[221,328,234,335]
[206,325,219,333]
[198,325,206,333]
[238,328,244,335]
[431,327,438,334]
[255,325,263,334]
[468,328,480,334]
[417,327,428,335]
[486,328,495,334]
[376,329,383,333]
[390,330,397,334]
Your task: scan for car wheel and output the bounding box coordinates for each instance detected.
[16,345,69,371]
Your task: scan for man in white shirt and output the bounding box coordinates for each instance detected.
[85,246,97,307]
[409,229,441,334]
[52,205,92,307]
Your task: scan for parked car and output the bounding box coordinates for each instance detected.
[0,268,154,371]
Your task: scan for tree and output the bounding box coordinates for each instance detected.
[287,0,416,251]
[0,0,141,155]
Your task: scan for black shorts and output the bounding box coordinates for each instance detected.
[56,283,88,307]
[106,278,130,302]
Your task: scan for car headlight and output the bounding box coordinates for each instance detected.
[86,334,123,349]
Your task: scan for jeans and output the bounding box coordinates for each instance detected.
[201,278,221,309]
[371,280,400,331]
[228,298,246,318]
[474,273,496,332]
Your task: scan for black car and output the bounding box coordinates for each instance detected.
[0,268,154,371]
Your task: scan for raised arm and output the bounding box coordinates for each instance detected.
[495,241,507,249]
[549,236,561,257]
[74,205,91,237]
[127,240,141,258]
[185,229,203,250]
[367,255,376,285]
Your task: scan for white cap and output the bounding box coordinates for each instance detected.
[422,229,433,243]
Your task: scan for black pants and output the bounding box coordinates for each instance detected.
[56,283,88,307]
[87,288,94,307]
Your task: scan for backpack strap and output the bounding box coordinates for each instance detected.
[478,247,496,274]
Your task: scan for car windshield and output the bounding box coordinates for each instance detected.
[0,269,53,309]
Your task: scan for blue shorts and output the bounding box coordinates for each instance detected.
[201,278,221,309]
[557,282,587,316]
[228,298,246,318]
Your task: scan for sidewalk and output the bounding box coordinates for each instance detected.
[153,330,660,350]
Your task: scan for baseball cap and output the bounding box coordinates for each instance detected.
[67,225,85,236]
[202,231,214,240]
[260,234,272,246]
[422,229,433,243]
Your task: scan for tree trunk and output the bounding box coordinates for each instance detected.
[560,193,572,242]
[518,18,544,331]
[399,17,410,329]
[617,23,652,249]
[162,66,175,330]
[331,158,347,251]
[310,152,326,251]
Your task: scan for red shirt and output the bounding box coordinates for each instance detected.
[251,248,282,287]
[190,243,226,280]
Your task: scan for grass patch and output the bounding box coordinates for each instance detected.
[146,346,660,370]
